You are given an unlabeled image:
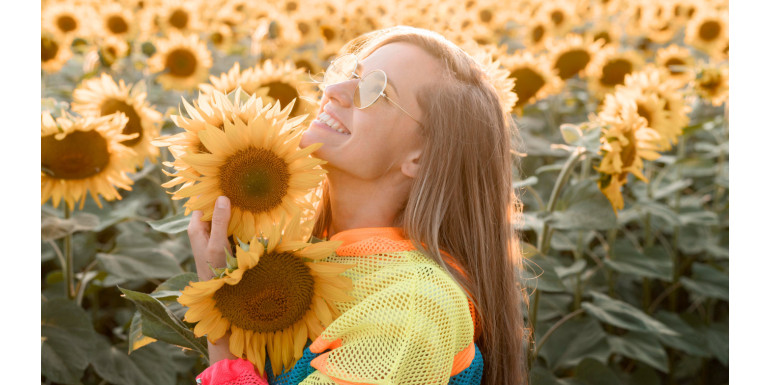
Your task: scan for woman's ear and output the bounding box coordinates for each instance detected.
[401,149,421,179]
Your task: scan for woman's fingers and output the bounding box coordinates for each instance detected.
[188,210,209,253]
[207,196,232,265]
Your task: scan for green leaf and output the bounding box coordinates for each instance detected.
[42,299,97,384]
[651,178,692,200]
[573,357,623,385]
[513,175,539,189]
[627,200,681,227]
[522,254,568,293]
[652,311,711,357]
[554,259,586,279]
[679,210,719,226]
[545,180,617,231]
[146,212,191,234]
[154,272,199,293]
[97,247,183,280]
[703,321,728,366]
[91,335,178,385]
[680,263,728,300]
[582,291,679,336]
[537,316,611,371]
[560,124,583,145]
[607,331,669,373]
[41,212,100,241]
[128,312,157,354]
[119,287,208,358]
[530,366,570,385]
[604,240,673,282]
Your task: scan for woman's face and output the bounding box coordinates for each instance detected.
[300,42,443,180]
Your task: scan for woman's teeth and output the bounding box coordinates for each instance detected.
[317,112,350,135]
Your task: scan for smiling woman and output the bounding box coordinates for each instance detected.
[189,26,529,385]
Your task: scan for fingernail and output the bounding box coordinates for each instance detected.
[216,196,229,208]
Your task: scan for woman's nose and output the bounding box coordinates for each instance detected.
[323,80,356,108]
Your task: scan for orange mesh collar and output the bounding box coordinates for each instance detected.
[329,227,407,246]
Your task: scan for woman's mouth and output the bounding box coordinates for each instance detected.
[313,112,351,135]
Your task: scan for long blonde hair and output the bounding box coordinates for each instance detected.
[312,26,530,385]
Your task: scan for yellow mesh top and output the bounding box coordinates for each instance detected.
[300,227,476,385]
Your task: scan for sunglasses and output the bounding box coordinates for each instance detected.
[321,54,422,126]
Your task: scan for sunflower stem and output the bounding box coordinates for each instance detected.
[669,135,686,312]
[538,148,587,256]
[63,204,75,300]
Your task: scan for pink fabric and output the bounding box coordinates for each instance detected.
[196,358,269,385]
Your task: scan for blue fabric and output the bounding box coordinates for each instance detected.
[266,341,483,385]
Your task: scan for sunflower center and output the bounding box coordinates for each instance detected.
[550,10,564,26]
[620,130,637,168]
[699,71,722,92]
[166,48,198,77]
[637,104,652,126]
[286,1,298,12]
[42,131,110,180]
[107,15,129,34]
[211,32,224,45]
[265,81,301,116]
[594,31,611,45]
[294,59,314,73]
[479,9,492,23]
[664,58,686,75]
[297,22,310,35]
[698,20,721,42]
[219,147,290,213]
[320,25,336,42]
[600,59,633,87]
[57,15,78,33]
[510,68,545,108]
[169,9,189,29]
[42,37,59,62]
[100,99,143,147]
[532,25,545,44]
[554,49,590,80]
[213,252,314,332]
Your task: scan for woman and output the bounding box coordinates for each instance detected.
[189,26,529,384]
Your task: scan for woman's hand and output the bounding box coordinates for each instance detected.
[188,196,232,282]
[187,196,238,363]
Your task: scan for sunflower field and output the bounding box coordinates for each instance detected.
[40,0,729,384]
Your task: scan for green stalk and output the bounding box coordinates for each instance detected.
[573,154,592,310]
[606,227,617,299]
[63,204,75,299]
[538,148,588,255]
[669,136,686,311]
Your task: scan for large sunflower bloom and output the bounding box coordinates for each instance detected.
[685,9,728,58]
[178,216,354,376]
[655,45,695,88]
[169,91,326,241]
[41,111,136,210]
[72,74,162,169]
[547,34,604,82]
[42,2,94,41]
[594,93,663,212]
[148,32,212,91]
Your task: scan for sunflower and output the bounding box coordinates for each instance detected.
[655,45,695,88]
[599,86,673,151]
[167,90,327,241]
[501,50,562,112]
[685,9,728,57]
[547,34,603,82]
[97,2,136,40]
[71,73,162,169]
[585,20,621,48]
[155,0,203,34]
[643,1,678,44]
[586,46,645,99]
[693,63,728,107]
[96,35,130,68]
[41,30,72,74]
[537,0,576,37]
[518,15,553,52]
[594,93,663,212]
[205,59,318,119]
[623,66,692,149]
[147,32,212,91]
[177,216,354,376]
[206,22,236,54]
[41,111,136,210]
[42,2,94,40]
[462,42,519,114]
[199,62,272,100]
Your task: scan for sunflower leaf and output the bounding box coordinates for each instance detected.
[146,212,190,234]
[42,298,97,384]
[128,312,157,354]
[118,287,209,360]
[582,292,679,336]
[607,331,669,373]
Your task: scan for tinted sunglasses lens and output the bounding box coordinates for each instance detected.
[324,54,357,85]
[354,70,387,108]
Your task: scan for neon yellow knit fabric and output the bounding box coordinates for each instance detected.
[299,228,476,385]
